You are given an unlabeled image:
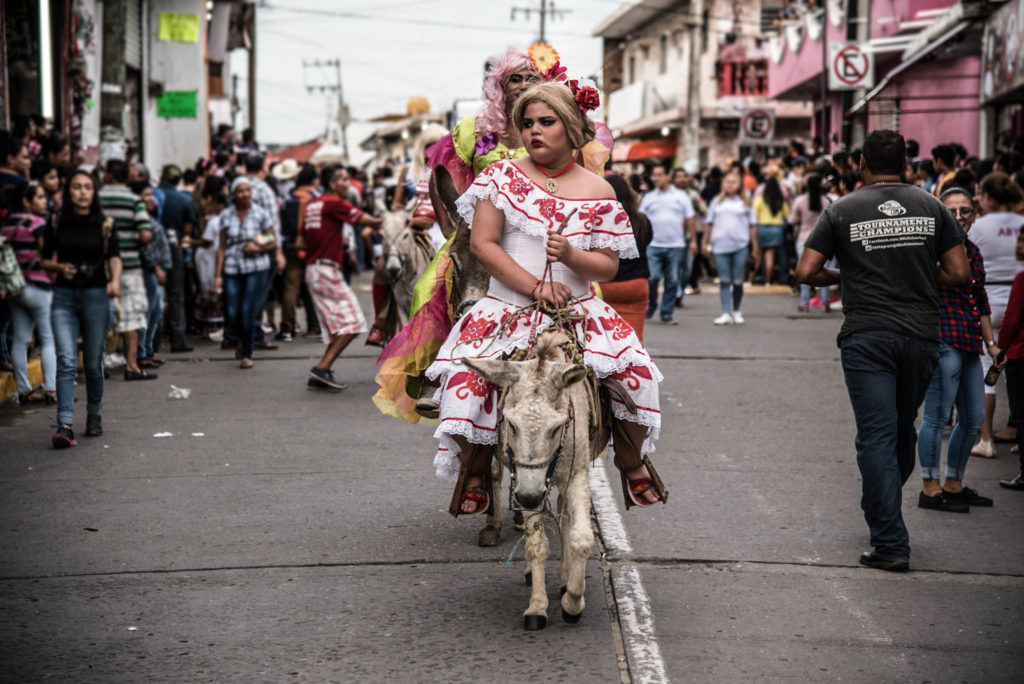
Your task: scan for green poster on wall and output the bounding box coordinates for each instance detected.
[157,90,197,119]
[158,12,200,43]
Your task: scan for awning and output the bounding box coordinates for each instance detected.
[847,21,969,115]
[612,138,676,162]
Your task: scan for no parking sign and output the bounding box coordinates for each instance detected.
[738,108,775,143]
[829,42,874,90]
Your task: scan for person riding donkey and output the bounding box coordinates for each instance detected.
[426,81,668,521]
[372,43,614,426]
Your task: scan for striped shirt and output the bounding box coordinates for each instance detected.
[99,184,151,270]
[0,212,49,288]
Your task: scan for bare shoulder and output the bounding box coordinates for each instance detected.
[580,171,615,200]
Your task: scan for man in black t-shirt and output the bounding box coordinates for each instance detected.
[797,130,969,572]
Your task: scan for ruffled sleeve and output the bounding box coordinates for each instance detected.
[455,161,639,259]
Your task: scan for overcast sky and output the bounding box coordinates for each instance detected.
[253,0,619,146]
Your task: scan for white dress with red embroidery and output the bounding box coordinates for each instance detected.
[427,161,663,481]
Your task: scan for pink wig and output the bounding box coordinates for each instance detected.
[475,47,538,140]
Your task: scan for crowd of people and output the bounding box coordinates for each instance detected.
[2,64,1024,564]
[0,118,410,446]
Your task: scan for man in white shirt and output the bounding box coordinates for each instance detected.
[640,165,695,324]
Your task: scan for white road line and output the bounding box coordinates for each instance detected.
[590,460,669,684]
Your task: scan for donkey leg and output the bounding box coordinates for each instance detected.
[523,512,550,630]
[478,456,504,547]
[560,473,593,622]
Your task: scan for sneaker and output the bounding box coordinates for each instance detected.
[732,311,745,324]
[52,424,77,449]
[85,413,103,437]
[274,331,293,342]
[683,286,694,295]
[970,438,996,458]
[944,486,993,507]
[661,318,678,326]
[918,490,969,513]
[307,376,342,393]
[308,366,347,390]
[303,328,322,338]
[999,473,1024,490]
[713,313,734,325]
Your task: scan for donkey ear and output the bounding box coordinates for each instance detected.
[463,357,520,388]
[429,165,460,238]
[556,363,588,389]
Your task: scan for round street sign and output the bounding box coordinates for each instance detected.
[740,109,774,141]
[833,44,870,87]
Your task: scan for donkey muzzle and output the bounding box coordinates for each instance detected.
[513,488,547,511]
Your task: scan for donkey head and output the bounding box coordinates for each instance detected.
[429,166,490,308]
[464,332,588,511]
[376,199,411,284]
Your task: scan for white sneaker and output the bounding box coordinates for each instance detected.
[713,313,734,325]
[683,286,694,295]
[732,311,745,324]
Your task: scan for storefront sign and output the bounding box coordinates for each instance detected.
[829,42,874,90]
[158,12,200,43]
[981,0,1024,104]
[157,90,197,119]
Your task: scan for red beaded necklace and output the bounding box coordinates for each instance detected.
[536,158,576,194]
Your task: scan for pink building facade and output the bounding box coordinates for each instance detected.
[768,1,984,156]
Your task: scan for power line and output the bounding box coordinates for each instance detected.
[260,3,593,37]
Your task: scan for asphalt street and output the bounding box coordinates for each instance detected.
[1,277,1022,683]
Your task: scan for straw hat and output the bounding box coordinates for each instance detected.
[271,158,301,181]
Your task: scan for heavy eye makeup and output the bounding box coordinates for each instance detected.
[522,117,558,129]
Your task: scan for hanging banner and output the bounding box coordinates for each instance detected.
[738,108,775,144]
[157,90,198,119]
[158,12,200,43]
[829,42,874,90]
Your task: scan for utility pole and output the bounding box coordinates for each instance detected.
[247,6,257,134]
[303,58,349,162]
[510,0,571,42]
[683,0,704,171]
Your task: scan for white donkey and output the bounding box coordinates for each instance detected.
[377,200,435,329]
[465,331,609,630]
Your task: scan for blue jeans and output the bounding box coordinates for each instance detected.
[713,247,748,314]
[10,284,56,392]
[841,331,938,558]
[796,240,829,307]
[646,245,684,321]
[51,287,110,426]
[224,269,270,359]
[917,342,984,481]
[677,246,692,298]
[139,269,164,359]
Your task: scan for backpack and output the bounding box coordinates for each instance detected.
[280,191,302,251]
[0,234,26,298]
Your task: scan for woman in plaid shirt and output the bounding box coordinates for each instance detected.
[915,187,998,512]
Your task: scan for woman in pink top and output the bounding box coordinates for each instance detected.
[1,181,56,403]
[790,173,831,312]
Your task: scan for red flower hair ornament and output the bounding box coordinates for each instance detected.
[567,79,600,113]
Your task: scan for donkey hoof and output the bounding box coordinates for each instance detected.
[559,585,567,597]
[562,608,582,624]
[477,524,500,547]
[525,572,532,586]
[524,614,547,631]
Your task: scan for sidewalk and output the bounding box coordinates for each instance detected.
[0,357,42,402]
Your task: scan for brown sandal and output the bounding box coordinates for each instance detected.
[448,445,494,518]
